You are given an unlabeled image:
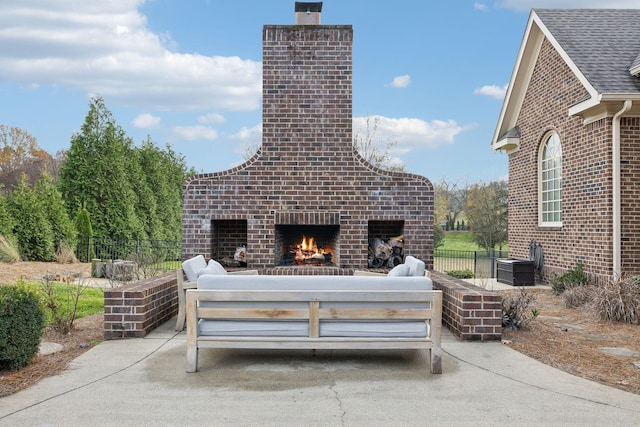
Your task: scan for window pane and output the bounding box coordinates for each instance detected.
[540,133,562,225]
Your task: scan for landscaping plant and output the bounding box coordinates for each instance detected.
[0,234,20,263]
[502,287,539,329]
[39,275,103,334]
[551,262,588,295]
[0,284,46,370]
[590,276,639,324]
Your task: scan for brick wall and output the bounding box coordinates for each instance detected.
[431,272,502,341]
[507,38,614,281]
[182,25,434,272]
[620,117,640,274]
[104,272,177,339]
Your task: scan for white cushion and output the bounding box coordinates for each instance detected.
[387,264,411,277]
[199,259,228,276]
[405,256,425,277]
[182,255,207,282]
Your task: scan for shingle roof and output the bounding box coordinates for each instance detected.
[534,9,640,93]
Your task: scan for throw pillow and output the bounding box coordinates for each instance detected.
[387,263,411,277]
[199,259,228,276]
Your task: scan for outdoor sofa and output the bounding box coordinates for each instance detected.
[181,255,443,374]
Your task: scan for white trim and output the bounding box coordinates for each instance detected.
[491,12,543,149]
[538,132,563,228]
[612,100,633,278]
[492,136,520,154]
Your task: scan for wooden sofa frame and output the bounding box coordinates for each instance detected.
[185,288,443,374]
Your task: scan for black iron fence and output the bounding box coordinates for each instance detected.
[433,249,509,278]
[75,237,182,273]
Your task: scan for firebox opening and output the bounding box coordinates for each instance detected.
[368,220,405,269]
[212,219,248,268]
[275,224,339,266]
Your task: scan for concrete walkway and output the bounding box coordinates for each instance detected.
[1,319,639,426]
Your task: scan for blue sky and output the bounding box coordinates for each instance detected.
[2,1,640,184]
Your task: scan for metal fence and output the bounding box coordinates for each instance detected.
[75,237,182,273]
[433,249,509,278]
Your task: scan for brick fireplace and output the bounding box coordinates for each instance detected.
[181,3,434,274]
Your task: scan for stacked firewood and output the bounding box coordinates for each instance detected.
[368,235,404,268]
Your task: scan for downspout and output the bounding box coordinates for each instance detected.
[612,100,632,277]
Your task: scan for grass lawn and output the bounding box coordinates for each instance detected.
[24,282,105,321]
[438,231,509,252]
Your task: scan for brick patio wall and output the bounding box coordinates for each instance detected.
[430,272,502,341]
[103,272,177,339]
[103,270,503,341]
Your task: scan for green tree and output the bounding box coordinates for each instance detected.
[74,202,95,262]
[8,174,54,260]
[34,172,77,252]
[0,188,14,238]
[465,180,508,251]
[135,137,190,243]
[434,179,468,232]
[57,97,144,240]
[433,221,445,249]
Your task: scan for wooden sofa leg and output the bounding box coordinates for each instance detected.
[186,347,198,373]
[175,270,186,331]
[430,348,442,374]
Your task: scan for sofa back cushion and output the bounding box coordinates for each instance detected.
[197,274,433,291]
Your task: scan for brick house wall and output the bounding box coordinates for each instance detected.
[507,38,615,281]
[181,25,434,271]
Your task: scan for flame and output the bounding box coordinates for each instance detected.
[293,235,333,264]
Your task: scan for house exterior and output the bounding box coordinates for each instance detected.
[492,9,640,282]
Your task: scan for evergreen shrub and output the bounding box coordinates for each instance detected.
[0,284,46,370]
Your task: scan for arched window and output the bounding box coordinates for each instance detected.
[540,133,562,226]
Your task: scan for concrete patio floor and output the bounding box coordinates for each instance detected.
[1,317,639,426]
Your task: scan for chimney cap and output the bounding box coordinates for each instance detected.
[295,2,322,13]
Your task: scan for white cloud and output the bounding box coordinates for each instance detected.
[474,84,508,100]
[353,115,472,156]
[171,125,218,141]
[197,113,225,125]
[389,75,411,88]
[474,3,489,11]
[496,0,640,10]
[230,123,263,142]
[132,113,161,129]
[0,1,261,111]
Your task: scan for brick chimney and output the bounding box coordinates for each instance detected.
[180,1,434,273]
[295,2,322,25]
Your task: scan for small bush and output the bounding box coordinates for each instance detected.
[0,234,21,263]
[502,287,539,329]
[0,284,46,370]
[551,262,588,295]
[54,242,78,264]
[446,269,474,279]
[40,275,86,334]
[590,276,640,324]
[562,284,592,309]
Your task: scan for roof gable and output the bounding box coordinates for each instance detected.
[535,9,640,93]
[492,9,640,151]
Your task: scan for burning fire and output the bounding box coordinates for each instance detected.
[293,235,333,265]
